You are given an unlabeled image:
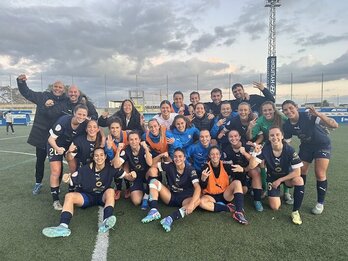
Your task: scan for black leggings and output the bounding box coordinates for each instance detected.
[6,123,14,133]
[35,147,47,183]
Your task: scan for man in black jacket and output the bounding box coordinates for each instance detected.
[64,85,98,120]
[230,82,275,116]
[17,74,68,195]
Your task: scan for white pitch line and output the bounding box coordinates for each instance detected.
[0,150,36,156]
[0,157,36,171]
[91,207,109,261]
[0,149,109,261]
[0,135,27,141]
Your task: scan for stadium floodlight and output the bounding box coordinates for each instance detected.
[265,0,281,96]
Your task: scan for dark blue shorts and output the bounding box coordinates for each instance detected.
[168,191,193,207]
[299,143,331,163]
[47,143,68,162]
[266,175,291,197]
[231,172,248,187]
[80,192,104,208]
[129,172,147,192]
[206,193,228,204]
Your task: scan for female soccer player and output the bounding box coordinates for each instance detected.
[47,104,89,210]
[142,118,181,159]
[104,117,130,200]
[199,146,248,224]
[66,119,104,171]
[141,148,201,232]
[172,91,190,116]
[223,130,264,212]
[210,101,237,150]
[225,102,256,142]
[153,100,178,129]
[282,100,338,214]
[170,115,199,150]
[248,127,305,225]
[42,148,135,238]
[98,99,145,134]
[191,102,214,132]
[249,101,291,203]
[113,131,153,209]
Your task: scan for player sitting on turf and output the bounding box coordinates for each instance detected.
[141,148,201,232]
[199,146,248,225]
[42,148,135,238]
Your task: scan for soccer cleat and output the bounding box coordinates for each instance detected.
[140,198,149,210]
[291,210,302,225]
[98,215,117,233]
[124,188,131,199]
[284,193,294,205]
[160,216,173,232]
[226,203,236,213]
[42,225,71,238]
[141,209,161,223]
[53,200,63,211]
[32,183,43,195]
[232,211,248,225]
[114,189,121,201]
[311,203,324,215]
[254,201,264,212]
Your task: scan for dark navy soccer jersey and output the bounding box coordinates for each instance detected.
[254,142,303,177]
[72,163,124,194]
[159,162,199,194]
[283,111,330,146]
[225,116,249,142]
[73,134,96,167]
[222,142,251,168]
[120,146,151,173]
[49,115,88,148]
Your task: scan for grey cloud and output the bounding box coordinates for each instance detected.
[278,51,348,84]
[296,33,348,46]
[0,2,196,76]
[189,26,238,52]
[190,33,216,52]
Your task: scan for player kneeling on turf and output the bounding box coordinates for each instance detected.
[42,148,135,238]
[248,127,305,225]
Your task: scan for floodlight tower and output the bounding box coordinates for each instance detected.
[265,0,281,97]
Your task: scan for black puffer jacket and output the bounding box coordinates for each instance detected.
[192,113,214,131]
[17,78,68,149]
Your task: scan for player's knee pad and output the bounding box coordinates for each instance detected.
[149,179,161,191]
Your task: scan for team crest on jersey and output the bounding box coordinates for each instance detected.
[120,150,125,156]
[55,124,62,131]
[226,121,231,126]
[188,135,192,139]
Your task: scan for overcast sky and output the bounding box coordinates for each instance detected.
[0,0,347,106]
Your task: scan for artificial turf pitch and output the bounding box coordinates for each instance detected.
[0,125,347,260]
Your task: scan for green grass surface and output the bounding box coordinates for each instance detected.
[0,125,348,261]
